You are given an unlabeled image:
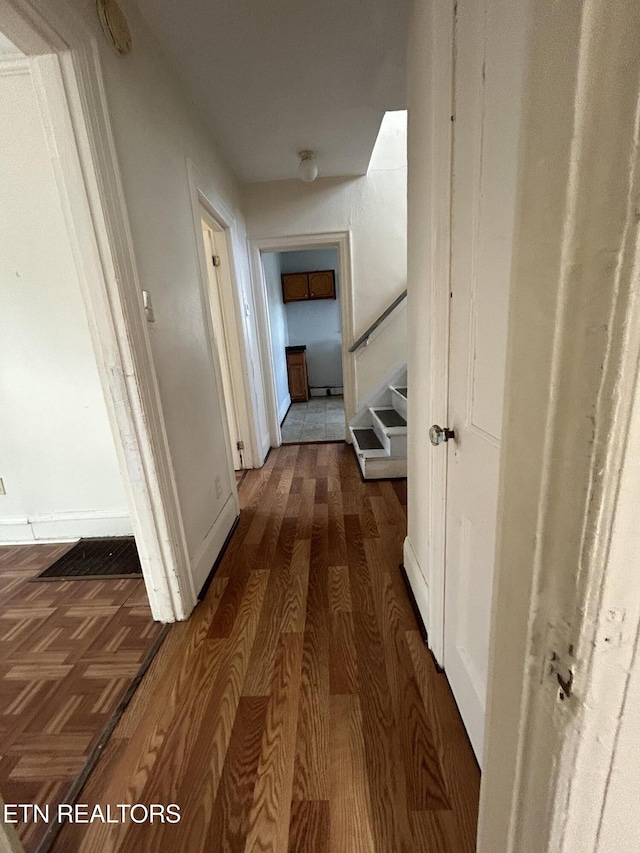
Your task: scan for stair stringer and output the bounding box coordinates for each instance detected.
[350,361,407,428]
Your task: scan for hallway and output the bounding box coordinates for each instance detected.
[53,443,479,852]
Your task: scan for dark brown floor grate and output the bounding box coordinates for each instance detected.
[34,537,142,581]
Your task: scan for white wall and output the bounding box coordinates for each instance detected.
[49,0,272,583]
[97,1,236,566]
[0,67,131,542]
[244,111,408,410]
[262,252,290,422]
[280,248,342,390]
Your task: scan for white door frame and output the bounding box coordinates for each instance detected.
[479,0,640,849]
[2,0,196,621]
[248,231,355,447]
[409,0,640,849]
[186,159,260,470]
[200,216,243,469]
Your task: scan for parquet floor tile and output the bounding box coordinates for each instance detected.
[0,543,163,852]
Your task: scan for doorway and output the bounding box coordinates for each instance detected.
[265,248,345,443]
[0,46,134,547]
[251,233,355,448]
[0,31,168,853]
[200,213,247,472]
[0,5,199,625]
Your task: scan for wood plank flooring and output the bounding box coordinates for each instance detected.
[0,543,164,853]
[51,444,480,852]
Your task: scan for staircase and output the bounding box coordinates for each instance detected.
[349,368,407,479]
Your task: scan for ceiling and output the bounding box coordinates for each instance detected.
[137,0,409,183]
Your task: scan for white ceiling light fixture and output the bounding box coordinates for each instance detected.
[297,150,318,183]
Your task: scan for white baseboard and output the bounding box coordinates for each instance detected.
[259,427,272,463]
[278,393,292,425]
[189,493,239,595]
[0,509,133,543]
[403,536,430,636]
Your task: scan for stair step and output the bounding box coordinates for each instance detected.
[348,368,407,480]
[389,385,407,421]
[372,407,406,428]
[370,407,407,457]
[355,455,407,480]
[352,428,384,450]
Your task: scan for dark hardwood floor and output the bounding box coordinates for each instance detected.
[0,543,164,853]
[51,443,480,852]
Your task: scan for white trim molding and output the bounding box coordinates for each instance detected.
[248,231,355,447]
[403,536,430,635]
[478,0,640,850]
[0,55,29,75]
[278,392,292,425]
[0,509,132,543]
[2,0,196,621]
[248,240,284,449]
[189,494,238,593]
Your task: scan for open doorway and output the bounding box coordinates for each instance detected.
[264,248,345,443]
[0,45,133,547]
[252,233,355,448]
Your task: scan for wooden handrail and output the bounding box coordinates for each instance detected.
[348,289,407,353]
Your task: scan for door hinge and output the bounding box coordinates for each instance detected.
[212,254,221,267]
[237,441,244,451]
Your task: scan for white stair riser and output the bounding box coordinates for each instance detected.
[388,433,407,456]
[371,421,407,457]
[369,408,407,456]
[390,387,407,420]
[370,412,389,451]
[360,454,407,479]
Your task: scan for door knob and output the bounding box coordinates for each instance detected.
[429,424,455,446]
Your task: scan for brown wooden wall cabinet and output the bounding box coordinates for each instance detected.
[281,269,336,303]
[286,347,309,402]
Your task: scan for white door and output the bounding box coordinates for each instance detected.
[442,0,527,763]
[202,223,243,470]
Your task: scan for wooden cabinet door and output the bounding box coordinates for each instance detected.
[287,352,309,401]
[308,270,336,299]
[282,273,309,303]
